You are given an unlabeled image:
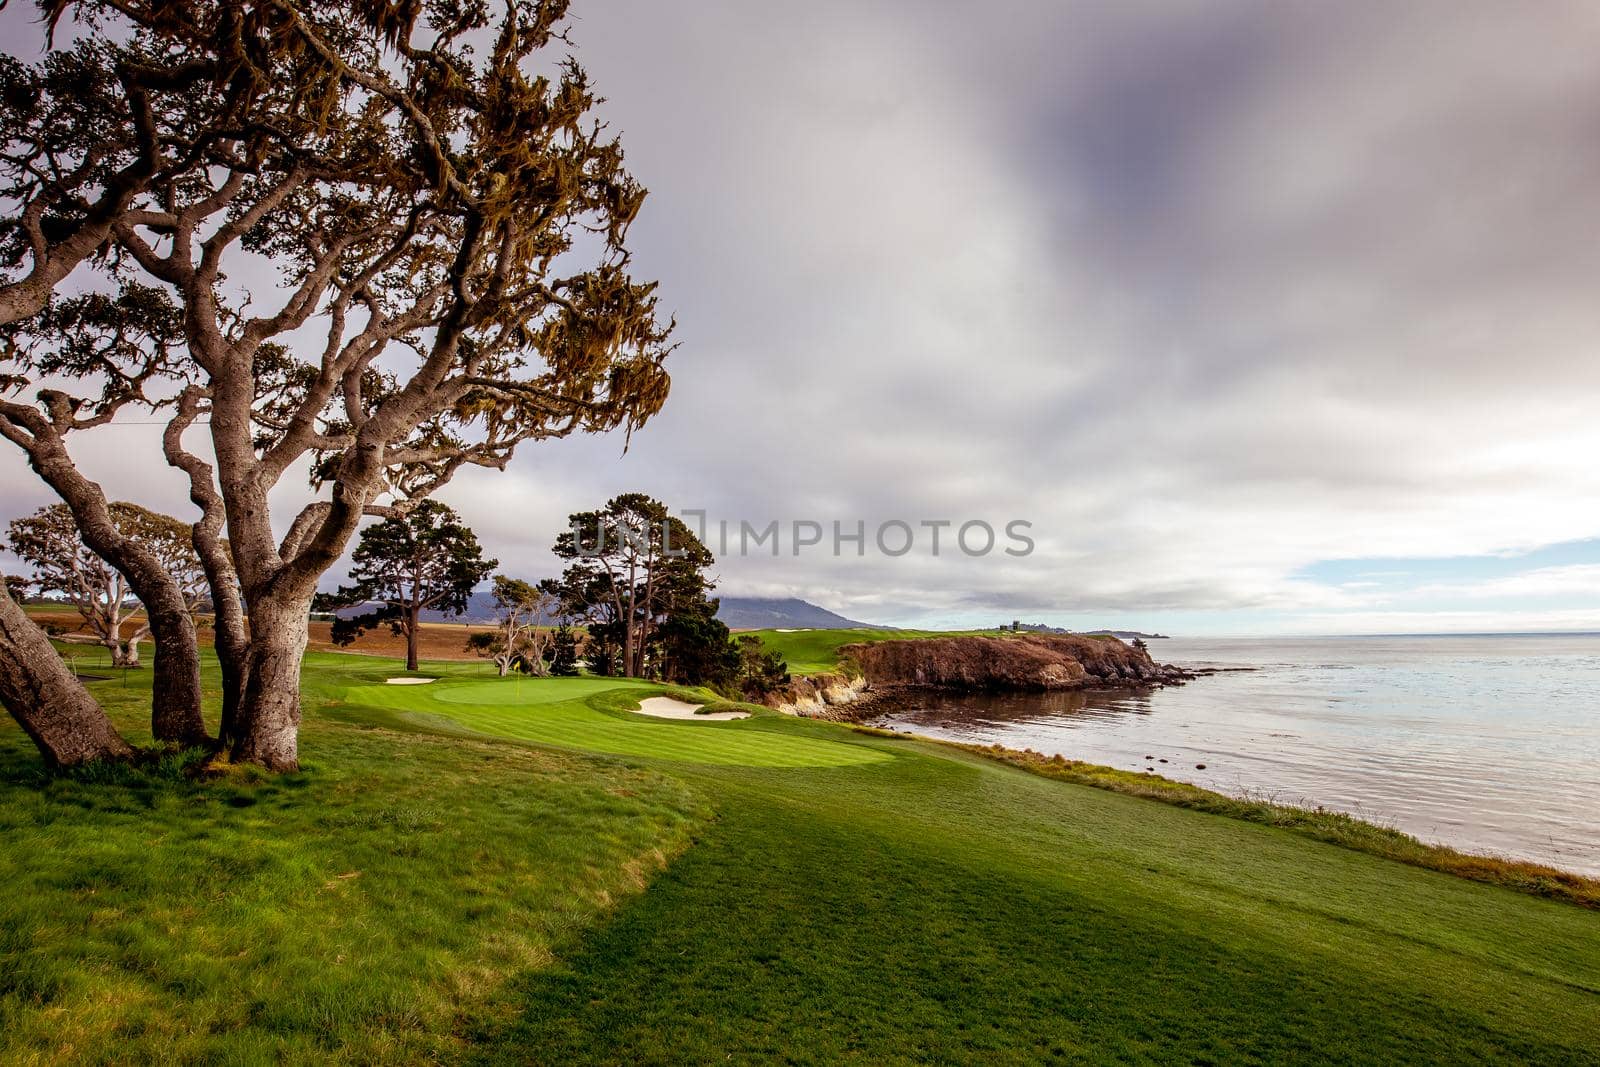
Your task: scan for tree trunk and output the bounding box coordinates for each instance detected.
[231,595,309,771]
[0,581,133,767]
[110,640,139,668]
[209,584,251,746]
[622,613,636,677]
[146,606,208,746]
[4,420,210,746]
[167,390,249,743]
[405,609,421,673]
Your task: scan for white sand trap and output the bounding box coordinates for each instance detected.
[773,628,808,633]
[386,676,436,685]
[633,696,749,721]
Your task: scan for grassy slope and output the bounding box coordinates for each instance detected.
[2,648,1598,1062]
[0,650,708,1064]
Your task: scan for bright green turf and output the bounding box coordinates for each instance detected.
[337,675,891,769]
[0,648,705,1063]
[3,644,1598,1063]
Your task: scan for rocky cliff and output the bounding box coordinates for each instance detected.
[762,672,872,719]
[764,634,1197,719]
[839,634,1194,690]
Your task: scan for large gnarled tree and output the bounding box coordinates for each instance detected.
[0,0,673,770]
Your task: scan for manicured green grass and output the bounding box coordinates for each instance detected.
[337,675,891,768]
[3,645,1599,1063]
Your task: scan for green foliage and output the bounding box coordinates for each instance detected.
[735,634,789,698]
[656,599,740,690]
[469,575,558,676]
[316,501,495,654]
[549,623,580,676]
[547,493,721,679]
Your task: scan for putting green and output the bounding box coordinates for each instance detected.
[340,677,890,769]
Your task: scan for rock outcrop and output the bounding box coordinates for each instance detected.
[761,634,1202,720]
[839,634,1195,691]
[763,672,871,719]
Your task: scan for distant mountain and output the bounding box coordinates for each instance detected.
[330,592,877,631]
[715,597,876,630]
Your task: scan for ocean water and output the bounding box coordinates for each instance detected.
[866,634,1600,875]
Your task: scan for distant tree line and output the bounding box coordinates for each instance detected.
[312,491,788,698]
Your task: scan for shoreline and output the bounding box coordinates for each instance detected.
[849,724,1600,909]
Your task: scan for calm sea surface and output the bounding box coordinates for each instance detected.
[866,634,1600,875]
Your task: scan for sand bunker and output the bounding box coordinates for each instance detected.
[386,676,436,685]
[633,696,749,721]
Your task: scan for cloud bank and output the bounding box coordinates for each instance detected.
[5,1,1600,633]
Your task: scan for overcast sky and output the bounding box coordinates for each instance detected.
[6,1,1600,634]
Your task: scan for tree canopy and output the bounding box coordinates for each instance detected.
[0,0,674,769]
[7,501,206,668]
[546,492,744,687]
[317,501,495,672]
[466,575,560,677]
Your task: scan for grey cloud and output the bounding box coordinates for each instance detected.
[6,1,1600,629]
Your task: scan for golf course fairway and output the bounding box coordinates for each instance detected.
[340,674,891,768]
[2,649,1596,1063]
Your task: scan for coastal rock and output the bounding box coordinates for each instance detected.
[764,672,871,719]
[839,634,1197,692]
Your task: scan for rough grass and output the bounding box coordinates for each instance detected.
[888,732,1600,910]
[3,645,1599,1063]
[476,733,1600,1065]
[0,649,706,1064]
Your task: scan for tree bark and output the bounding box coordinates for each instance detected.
[0,581,134,767]
[164,391,250,743]
[0,407,210,746]
[201,557,251,746]
[231,593,309,771]
[405,608,421,673]
[213,604,251,746]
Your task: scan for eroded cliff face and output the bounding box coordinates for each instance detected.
[839,634,1192,690]
[763,634,1196,718]
[764,672,870,719]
